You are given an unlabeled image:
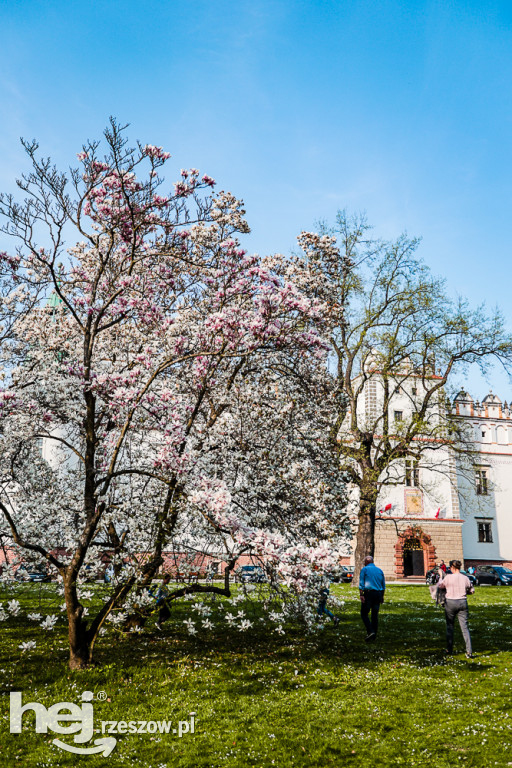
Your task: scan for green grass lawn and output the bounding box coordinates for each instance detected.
[1,582,512,768]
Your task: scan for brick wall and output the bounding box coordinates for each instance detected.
[464,559,512,569]
[374,519,464,580]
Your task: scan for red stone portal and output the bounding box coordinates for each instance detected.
[394,526,437,578]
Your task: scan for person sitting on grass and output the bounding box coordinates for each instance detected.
[154,573,172,630]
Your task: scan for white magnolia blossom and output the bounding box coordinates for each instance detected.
[19,641,37,651]
[192,602,211,615]
[183,618,197,635]
[238,619,253,631]
[7,600,20,616]
[107,612,127,625]
[40,615,58,631]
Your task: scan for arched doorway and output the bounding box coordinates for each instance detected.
[394,526,436,579]
[403,537,424,577]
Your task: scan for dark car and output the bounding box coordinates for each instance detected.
[460,570,477,586]
[425,566,476,586]
[235,565,266,584]
[14,567,51,583]
[338,565,354,583]
[426,566,446,585]
[474,565,512,586]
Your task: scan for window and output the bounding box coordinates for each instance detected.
[35,437,43,456]
[481,431,486,439]
[405,459,419,488]
[412,387,417,396]
[477,521,493,543]
[394,410,403,422]
[475,469,488,495]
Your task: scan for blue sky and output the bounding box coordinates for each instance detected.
[1,0,512,395]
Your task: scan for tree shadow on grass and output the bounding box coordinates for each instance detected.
[3,586,511,685]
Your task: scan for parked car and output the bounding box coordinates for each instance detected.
[235,565,266,583]
[338,565,355,583]
[460,570,477,585]
[474,565,512,586]
[14,567,51,583]
[426,566,446,585]
[425,566,476,586]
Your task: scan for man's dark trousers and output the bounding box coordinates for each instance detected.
[361,589,383,636]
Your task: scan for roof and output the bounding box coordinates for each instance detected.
[482,391,502,404]
[454,390,473,402]
[46,291,64,309]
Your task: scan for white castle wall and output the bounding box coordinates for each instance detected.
[455,392,512,564]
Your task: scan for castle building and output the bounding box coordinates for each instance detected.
[453,391,512,570]
[366,389,512,579]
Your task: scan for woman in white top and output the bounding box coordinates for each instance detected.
[437,559,474,658]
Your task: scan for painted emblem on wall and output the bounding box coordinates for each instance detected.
[405,488,423,516]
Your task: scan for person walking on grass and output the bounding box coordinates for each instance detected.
[317,578,340,626]
[359,556,385,642]
[437,559,474,658]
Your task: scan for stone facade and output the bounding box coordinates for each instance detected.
[374,519,464,581]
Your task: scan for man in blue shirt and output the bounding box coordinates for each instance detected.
[359,556,386,642]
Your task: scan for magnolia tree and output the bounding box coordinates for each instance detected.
[91,351,350,635]
[0,122,347,668]
[184,358,350,578]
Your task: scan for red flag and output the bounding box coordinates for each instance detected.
[384,503,392,511]
[435,508,440,518]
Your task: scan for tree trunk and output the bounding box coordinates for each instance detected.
[65,575,94,669]
[68,635,93,669]
[353,494,377,584]
[68,616,93,669]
